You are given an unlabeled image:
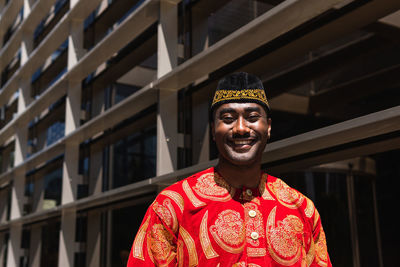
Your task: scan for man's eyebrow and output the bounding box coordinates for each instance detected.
[244,106,262,112]
[218,108,236,114]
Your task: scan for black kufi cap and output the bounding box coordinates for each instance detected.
[211,72,270,117]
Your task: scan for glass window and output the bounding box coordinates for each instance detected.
[83,0,145,50]
[109,203,149,267]
[111,125,156,189]
[268,149,400,266]
[179,0,283,60]
[1,232,9,267]
[46,121,65,146]
[40,219,60,267]
[78,201,151,267]
[0,185,11,223]
[43,167,63,208]
[24,158,63,214]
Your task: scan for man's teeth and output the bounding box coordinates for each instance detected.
[234,140,252,145]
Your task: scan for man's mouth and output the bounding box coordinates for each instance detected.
[228,138,257,150]
[233,140,253,145]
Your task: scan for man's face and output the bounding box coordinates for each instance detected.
[212,102,271,166]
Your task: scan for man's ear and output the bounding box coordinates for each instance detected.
[267,118,272,140]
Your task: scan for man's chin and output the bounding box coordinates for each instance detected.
[224,153,259,166]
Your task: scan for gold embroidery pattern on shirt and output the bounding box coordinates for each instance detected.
[232,262,262,267]
[153,201,174,232]
[315,228,329,266]
[148,224,176,265]
[164,199,178,233]
[177,239,184,267]
[146,234,155,263]
[251,198,261,205]
[306,235,316,266]
[268,179,304,209]
[210,209,245,253]
[193,172,233,202]
[179,226,199,267]
[266,206,304,266]
[200,211,219,259]
[259,173,275,200]
[244,202,264,247]
[183,180,206,207]
[160,190,185,213]
[313,209,320,229]
[247,247,267,257]
[132,215,150,260]
[305,197,315,218]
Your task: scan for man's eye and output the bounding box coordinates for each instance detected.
[222,117,234,123]
[247,115,260,122]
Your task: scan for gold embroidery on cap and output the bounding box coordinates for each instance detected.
[212,89,269,107]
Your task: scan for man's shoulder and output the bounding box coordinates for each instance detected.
[154,167,214,202]
[160,167,214,192]
[265,173,306,198]
[265,172,317,217]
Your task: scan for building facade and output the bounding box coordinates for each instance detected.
[0,0,400,266]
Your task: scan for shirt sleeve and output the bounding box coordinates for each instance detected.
[127,197,179,267]
[309,208,332,267]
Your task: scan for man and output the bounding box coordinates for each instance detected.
[127,72,332,266]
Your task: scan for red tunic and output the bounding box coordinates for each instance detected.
[127,167,332,267]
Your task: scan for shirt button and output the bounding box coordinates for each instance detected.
[250,232,259,240]
[246,189,253,196]
[248,210,257,218]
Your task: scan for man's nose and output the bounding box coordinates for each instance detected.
[233,117,250,135]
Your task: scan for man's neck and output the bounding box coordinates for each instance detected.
[216,157,262,189]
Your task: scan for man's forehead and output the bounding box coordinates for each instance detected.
[216,102,265,113]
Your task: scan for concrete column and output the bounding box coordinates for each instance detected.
[29,225,42,267]
[6,224,22,267]
[21,28,34,66]
[7,154,28,267]
[0,0,5,47]
[157,0,178,175]
[58,15,85,267]
[58,209,76,267]
[86,211,101,267]
[6,9,34,267]
[23,0,35,20]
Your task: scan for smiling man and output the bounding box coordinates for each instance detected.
[127,72,332,267]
